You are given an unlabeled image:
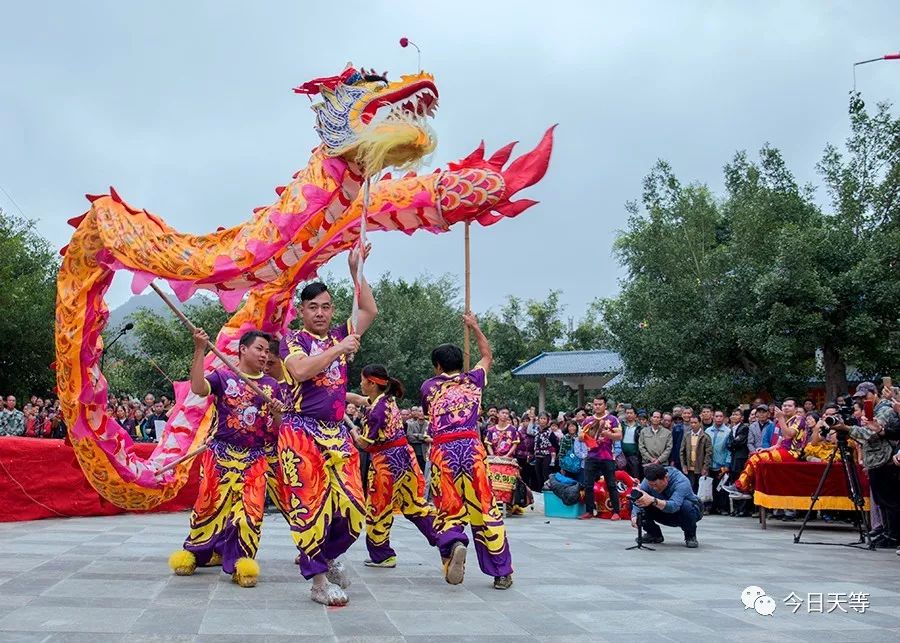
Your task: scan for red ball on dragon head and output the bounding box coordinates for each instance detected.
[399,37,409,48]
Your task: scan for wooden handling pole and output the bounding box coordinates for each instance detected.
[154,443,208,477]
[148,282,275,405]
[148,281,281,477]
[463,222,471,372]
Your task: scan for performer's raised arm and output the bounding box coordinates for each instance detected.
[189,328,211,397]
[464,312,493,374]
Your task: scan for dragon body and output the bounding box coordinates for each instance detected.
[55,65,554,509]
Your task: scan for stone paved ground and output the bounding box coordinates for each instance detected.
[1,496,899,642]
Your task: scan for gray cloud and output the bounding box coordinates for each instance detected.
[2,1,898,319]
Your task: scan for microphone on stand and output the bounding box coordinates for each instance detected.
[101,322,134,370]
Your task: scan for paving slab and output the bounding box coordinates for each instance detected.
[0,496,896,641]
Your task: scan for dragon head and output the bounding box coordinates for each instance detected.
[294,66,438,176]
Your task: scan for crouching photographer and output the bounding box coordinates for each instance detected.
[630,463,703,548]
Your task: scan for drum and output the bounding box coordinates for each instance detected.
[486,455,519,504]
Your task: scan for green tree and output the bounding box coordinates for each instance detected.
[316,273,466,403]
[0,209,59,400]
[813,95,900,398]
[480,291,577,412]
[603,96,900,408]
[565,298,614,350]
[103,297,230,399]
[604,152,822,409]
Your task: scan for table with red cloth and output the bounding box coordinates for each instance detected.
[0,436,200,522]
[753,459,870,529]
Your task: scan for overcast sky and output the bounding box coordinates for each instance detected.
[2,1,898,321]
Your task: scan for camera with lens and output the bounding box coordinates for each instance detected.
[820,412,852,442]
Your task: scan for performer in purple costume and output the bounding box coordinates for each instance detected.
[346,364,441,568]
[277,245,377,606]
[169,328,285,588]
[420,313,514,590]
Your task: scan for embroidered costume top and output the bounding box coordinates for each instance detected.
[779,414,806,453]
[580,413,619,461]
[280,321,350,422]
[485,424,519,456]
[205,368,283,449]
[359,394,407,448]
[420,366,486,437]
[533,429,557,458]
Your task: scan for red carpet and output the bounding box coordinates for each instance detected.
[0,437,200,522]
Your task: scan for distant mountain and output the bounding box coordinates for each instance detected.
[106,293,174,333]
[105,292,214,348]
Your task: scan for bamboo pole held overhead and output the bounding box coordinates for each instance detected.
[148,282,276,406]
[463,222,471,372]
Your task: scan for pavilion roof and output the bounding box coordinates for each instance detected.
[511,350,623,380]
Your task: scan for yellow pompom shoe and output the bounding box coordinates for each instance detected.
[168,550,197,576]
[232,557,260,588]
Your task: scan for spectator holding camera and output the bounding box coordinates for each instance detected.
[848,381,900,548]
[803,406,842,462]
[630,463,702,548]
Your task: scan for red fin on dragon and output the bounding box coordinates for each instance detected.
[55,64,555,509]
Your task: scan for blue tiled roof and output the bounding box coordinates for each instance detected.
[511,350,623,379]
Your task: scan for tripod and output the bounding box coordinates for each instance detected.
[793,435,874,550]
[626,509,656,551]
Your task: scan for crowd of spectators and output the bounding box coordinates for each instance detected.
[5,379,899,551]
[104,392,173,442]
[348,384,899,546]
[0,394,66,439]
[0,391,175,442]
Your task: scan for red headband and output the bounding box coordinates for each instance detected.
[366,375,388,386]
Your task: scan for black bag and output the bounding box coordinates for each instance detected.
[513,477,533,507]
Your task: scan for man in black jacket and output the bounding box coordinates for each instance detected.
[726,408,751,517]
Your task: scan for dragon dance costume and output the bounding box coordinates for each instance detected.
[56,63,553,514]
[420,366,513,578]
[279,321,365,580]
[358,392,441,565]
[170,368,283,586]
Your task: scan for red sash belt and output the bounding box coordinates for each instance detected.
[368,437,409,454]
[432,430,480,446]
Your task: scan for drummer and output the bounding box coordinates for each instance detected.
[484,408,521,514]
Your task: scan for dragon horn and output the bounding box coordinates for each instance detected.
[500,125,556,195]
[487,141,518,168]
